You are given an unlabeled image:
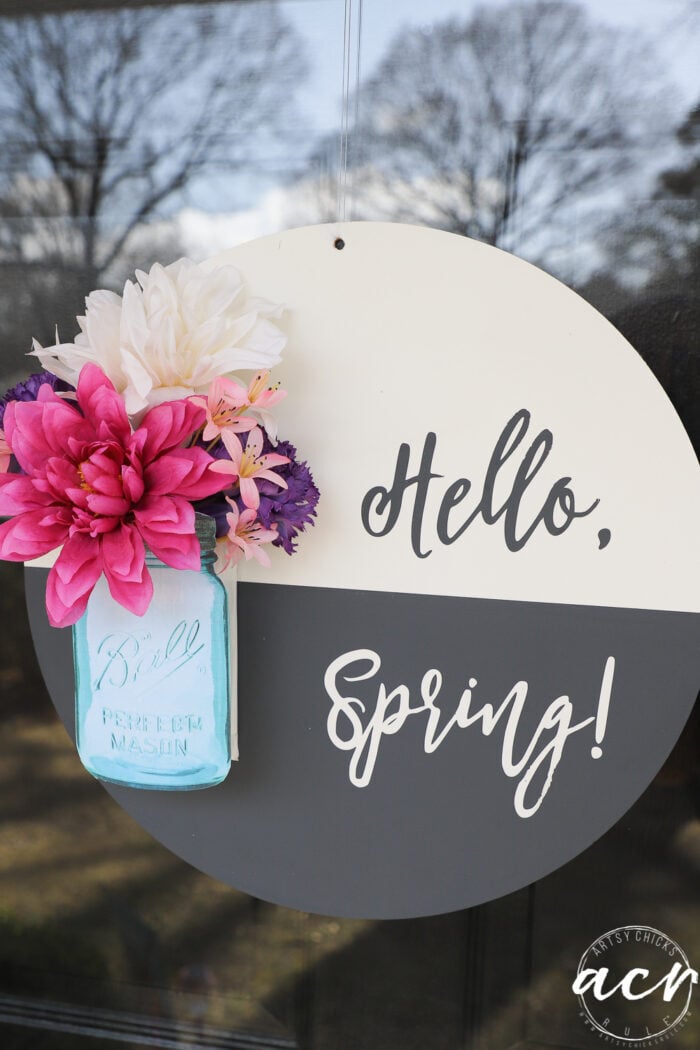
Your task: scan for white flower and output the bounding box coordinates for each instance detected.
[31,258,286,418]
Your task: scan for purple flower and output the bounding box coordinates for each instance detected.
[255,438,320,554]
[194,433,319,555]
[0,372,74,429]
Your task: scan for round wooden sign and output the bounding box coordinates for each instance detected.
[27,223,700,918]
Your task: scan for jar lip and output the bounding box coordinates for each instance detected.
[194,513,217,551]
[143,549,215,566]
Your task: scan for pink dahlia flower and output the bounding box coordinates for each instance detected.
[0,364,230,627]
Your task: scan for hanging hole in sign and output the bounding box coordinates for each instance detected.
[334,238,346,250]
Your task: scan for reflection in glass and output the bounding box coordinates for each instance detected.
[0,2,309,368]
[0,1,697,1048]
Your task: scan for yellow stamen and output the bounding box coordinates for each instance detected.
[77,463,93,493]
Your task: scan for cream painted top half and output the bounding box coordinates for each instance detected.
[206,223,700,613]
[31,222,699,614]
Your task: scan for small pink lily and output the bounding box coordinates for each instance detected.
[243,370,287,439]
[218,497,278,569]
[191,377,256,441]
[0,430,11,473]
[210,426,289,510]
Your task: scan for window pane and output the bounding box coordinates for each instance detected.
[0,3,697,1049]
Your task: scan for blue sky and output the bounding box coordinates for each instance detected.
[284,0,699,134]
[182,0,699,255]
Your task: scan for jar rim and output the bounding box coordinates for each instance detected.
[194,513,217,551]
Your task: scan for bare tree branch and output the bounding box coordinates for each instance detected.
[0,4,307,286]
[302,0,676,262]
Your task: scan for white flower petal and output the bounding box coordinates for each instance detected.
[123,385,150,420]
[28,345,79,386]
[144,385,198,409]
[238,317,287,362]
[254,407,278,441]
[83,293,124,375]
[247,296,286,319]
[191,264,246,318]
[30,339,95,384]
[86,288,122,309]
[206,347,277,375]
[120,279,149,357]
[221,311,258,346]
[121,349,156,400]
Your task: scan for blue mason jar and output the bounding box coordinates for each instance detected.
[73,514,231,790]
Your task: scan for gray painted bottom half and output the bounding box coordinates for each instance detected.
[25,571,700,919]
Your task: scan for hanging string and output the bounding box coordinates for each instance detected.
[336,0,350,223]
[337,0,363,225]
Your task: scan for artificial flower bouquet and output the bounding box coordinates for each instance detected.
[0,258,319,790]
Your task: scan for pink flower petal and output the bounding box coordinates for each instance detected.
[255,468,288,490]
[142,450,198,495]
[87,472,123,498]
[135,493,193,533]
[87,516,121,537]
[101,523,144,578]
[147,528,200,571]
[220,429,243,466]
[45,463,82,505]
[51,534,103,599]
[45,579,91,628]
[77,364,131,444]
[227,415,257,433]
[245,427,264,458]
[239,476,260,510]
[220,539,245,568]
[216,376,249,405]
[138,398,206,463]
[63,487,90,511]
[0,507,70,560]
[102,573,153,619]
[45,533,104,627]
[209,459,239,480]
[260,452,290,470]
[133,495,200,570]
[5,398,91,477]
[86,492,131,517]
[80,452,120,484]
[256,387,287,409]
[202,421,220,442]
[251,542,272,567]
[121,463,145,503]
[101,526,153,616]
[203,415,256,440]
[144,448,233,500]
[0,474,55,515]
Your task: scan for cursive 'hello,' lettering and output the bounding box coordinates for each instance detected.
[324,649,616,818]
[361,408,603,558]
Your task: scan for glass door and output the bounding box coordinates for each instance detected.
[0,1,697,1047]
